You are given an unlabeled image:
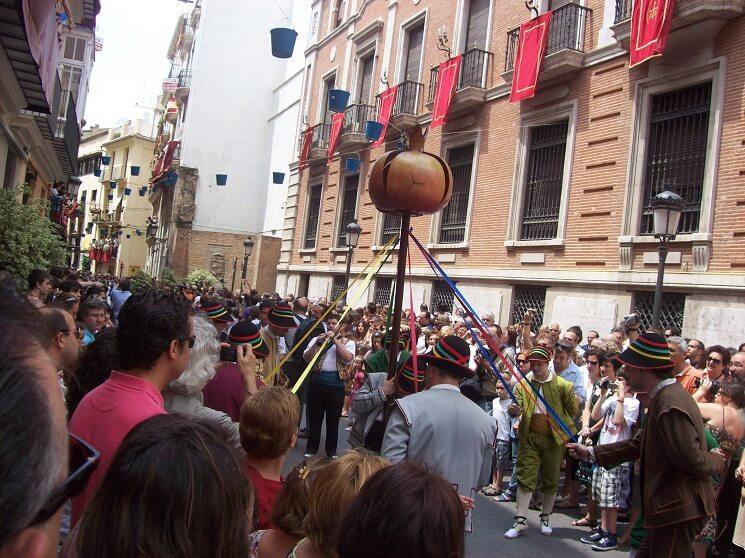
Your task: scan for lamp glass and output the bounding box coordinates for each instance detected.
[243,238,254,257]
[345,222,361,248]
[652,205,682,237]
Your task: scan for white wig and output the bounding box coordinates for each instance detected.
[169,316,220,394]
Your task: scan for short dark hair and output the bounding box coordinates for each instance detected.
[27,268,49,290]
[567,325,583,342]
[78,297,107,320]
[293,296,309,313]
[40,307,71,349]
[706,345,732,367]
[336,462,465,558]
[118,277,131,292]
[0,278,64,547]
[60,278,82,293]
[720,383,745,409]
[75,414,252,558]
[117,289,192,370]
[67,328,119,418]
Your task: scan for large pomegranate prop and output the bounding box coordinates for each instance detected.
[368,127,453,216]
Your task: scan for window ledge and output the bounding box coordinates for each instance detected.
[329,247,352,253]
[298,248,317,254]
[426,242,470,250]
[371,244,399,252]
[618,233,712,244]
[504,238,566,248]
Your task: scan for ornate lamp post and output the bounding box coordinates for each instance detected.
[342,219,362,305]
[240,236,255,291]
[650,188,684,329]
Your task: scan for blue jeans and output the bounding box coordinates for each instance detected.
[505,437,519,496]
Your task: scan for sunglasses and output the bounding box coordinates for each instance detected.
[31,433,99,526]
[587,360,600,366]
[707,357,722,365]
[516,359,528,365]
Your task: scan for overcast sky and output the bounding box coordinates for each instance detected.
[83,0,189,129]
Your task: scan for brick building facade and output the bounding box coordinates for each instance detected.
[276,0,745,346]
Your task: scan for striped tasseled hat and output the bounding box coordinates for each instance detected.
[201,301,231,322]
[419,335,474,378]
[396,355,427,395]
[618,331,673,370]
[267,302,296,329]
[227,320,269,358]
[383,331,408,350]
[528,347,552,362]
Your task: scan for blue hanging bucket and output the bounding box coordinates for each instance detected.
[130,165,140,176]
[365,120,384,141]
[139,187,146,197]
[109,181,117,188]
[102,156,111,165]
[216,173,228,186]
[345,157,361,173]
[107,194,113,201]
[272,172,285,184]
[136,230,142,236]
[270,28,298,58]
[124,187,132,196]
[328,89,350,113]
[93,168,101,177]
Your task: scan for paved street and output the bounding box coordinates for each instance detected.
[284,416,627,558]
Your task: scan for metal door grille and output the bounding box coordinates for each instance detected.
[511,286,547,332]
[439,143,475,244]
[640,82,711,235]
[374,277,393,307]
[633,291,686,332]
[337,173,359,247]
[331,275,346,302]
[304,183,323,249]
[381,213,401,245]
[431,280,456,312]
[521,120,568,240]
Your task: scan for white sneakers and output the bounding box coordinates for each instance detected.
[539,514,552,536]
[504,516,528,539]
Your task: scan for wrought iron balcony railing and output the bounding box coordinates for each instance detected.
[177,69,192,88]
[615,0,633,23]
[342,104,375,135]
[376,80,423,118]
[428,48,492,103]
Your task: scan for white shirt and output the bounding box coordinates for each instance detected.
[528,370,555,415]
[305,335,355,370]
[598,395,640,446]
[492,398,512,442]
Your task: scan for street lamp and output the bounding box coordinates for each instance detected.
[650,188,684,329]
[342,219,362,305]
[241,236,255,291]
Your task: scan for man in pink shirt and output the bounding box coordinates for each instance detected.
[69,289,193,525]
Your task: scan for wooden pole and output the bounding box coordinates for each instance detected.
[386,213,410,379]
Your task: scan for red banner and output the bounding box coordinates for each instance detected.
[509,12,552,103]
[327,113,345,165]
[630,0,675,67]
[373,85,398,148]
[298,128,313,171]
[431,55,462,128]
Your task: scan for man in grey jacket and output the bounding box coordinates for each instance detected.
[382,335,498,531]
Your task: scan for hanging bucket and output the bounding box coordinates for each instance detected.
[139,187,146,197]
[216,173,228,186]
[102,156,111,165]
[124,187,132,196]
[365,120,384,141]
[126,234,131,239]
[328,89,350,113]
[93,168,101,177]
[109,181,117,188]
[270,28,298,58]
[107,194,113,201]
[345,157,361,173]
[272,172,285,184]
[136,230,142,236]
[130,165,140,176]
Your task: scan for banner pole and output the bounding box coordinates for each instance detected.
[386,214,410,379]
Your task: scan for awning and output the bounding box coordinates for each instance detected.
[151,140,180,183]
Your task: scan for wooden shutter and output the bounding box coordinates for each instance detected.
[465,0,490,50]
[404,23,424,81]
[322,75,336,124]
[357,55,374,104]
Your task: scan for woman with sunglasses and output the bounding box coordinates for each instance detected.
[699,345,732,402]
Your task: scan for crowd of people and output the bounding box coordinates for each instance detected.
[2,264,745,557]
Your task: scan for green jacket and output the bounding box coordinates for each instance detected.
[364,349,410,376]
[515,372,578,446]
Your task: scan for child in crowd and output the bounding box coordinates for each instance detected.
[240,387,300,530]
[490,382,513,495]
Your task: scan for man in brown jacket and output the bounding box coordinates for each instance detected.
[568,331,725,557]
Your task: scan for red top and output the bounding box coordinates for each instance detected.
[68,371,166,526]
[246,464,283,530]
[203,362,265,421]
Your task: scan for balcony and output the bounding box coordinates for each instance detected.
[503,3,591,84]
[376,80,423,137]
[175,70,191,101]
[427,48,493,115]
[338,104,375,151]
[52,89,80,176]
[299,123,330,163]
[611,0,744,50]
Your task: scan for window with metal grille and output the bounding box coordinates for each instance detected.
[439,143,475,244]
[521,120,568,240]
[381,213,401,245]
[640,82,712,235]
[331,275,346,301]
[511,285,547,332]
[374,277,393,307]
[337,172,359,247]
[633,291,686,332]
[431,280,455,312]
[303,183,323,249]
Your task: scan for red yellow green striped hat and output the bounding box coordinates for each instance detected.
[396,356,427,394]
[227,320,269,358]
[419,335,474,378]
[528,347,552,362]
[201,301,231,322]
[267,302,296,329]
[618,331,673,370]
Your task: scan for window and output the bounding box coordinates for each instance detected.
[640,82,712,235]
[59,64,83,103]
[520,120,568,240]
[331,275,346,301]
[63,36,86,62]
[77,154,101,176]
[298,274,310,297]
[91,189,97,202]
[431,280,455,312]
[356,53,375,105]
[464,0,490,50]
[332,0,343,28]
[439,143,475,244]
[337,171,359,247]
[321,74,336,124]
[403,22,424,81]
[303,182,323,249]
[122,148,130,179]
[381,214,401,245]
[374,277,393,307]
[633,291,686,332]
[511,285,547,333]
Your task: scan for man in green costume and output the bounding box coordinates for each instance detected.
[364,331,411,377]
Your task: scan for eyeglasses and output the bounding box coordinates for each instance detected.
[707,357,722,365]
[516,358,528,365]
[30,433,99,526]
